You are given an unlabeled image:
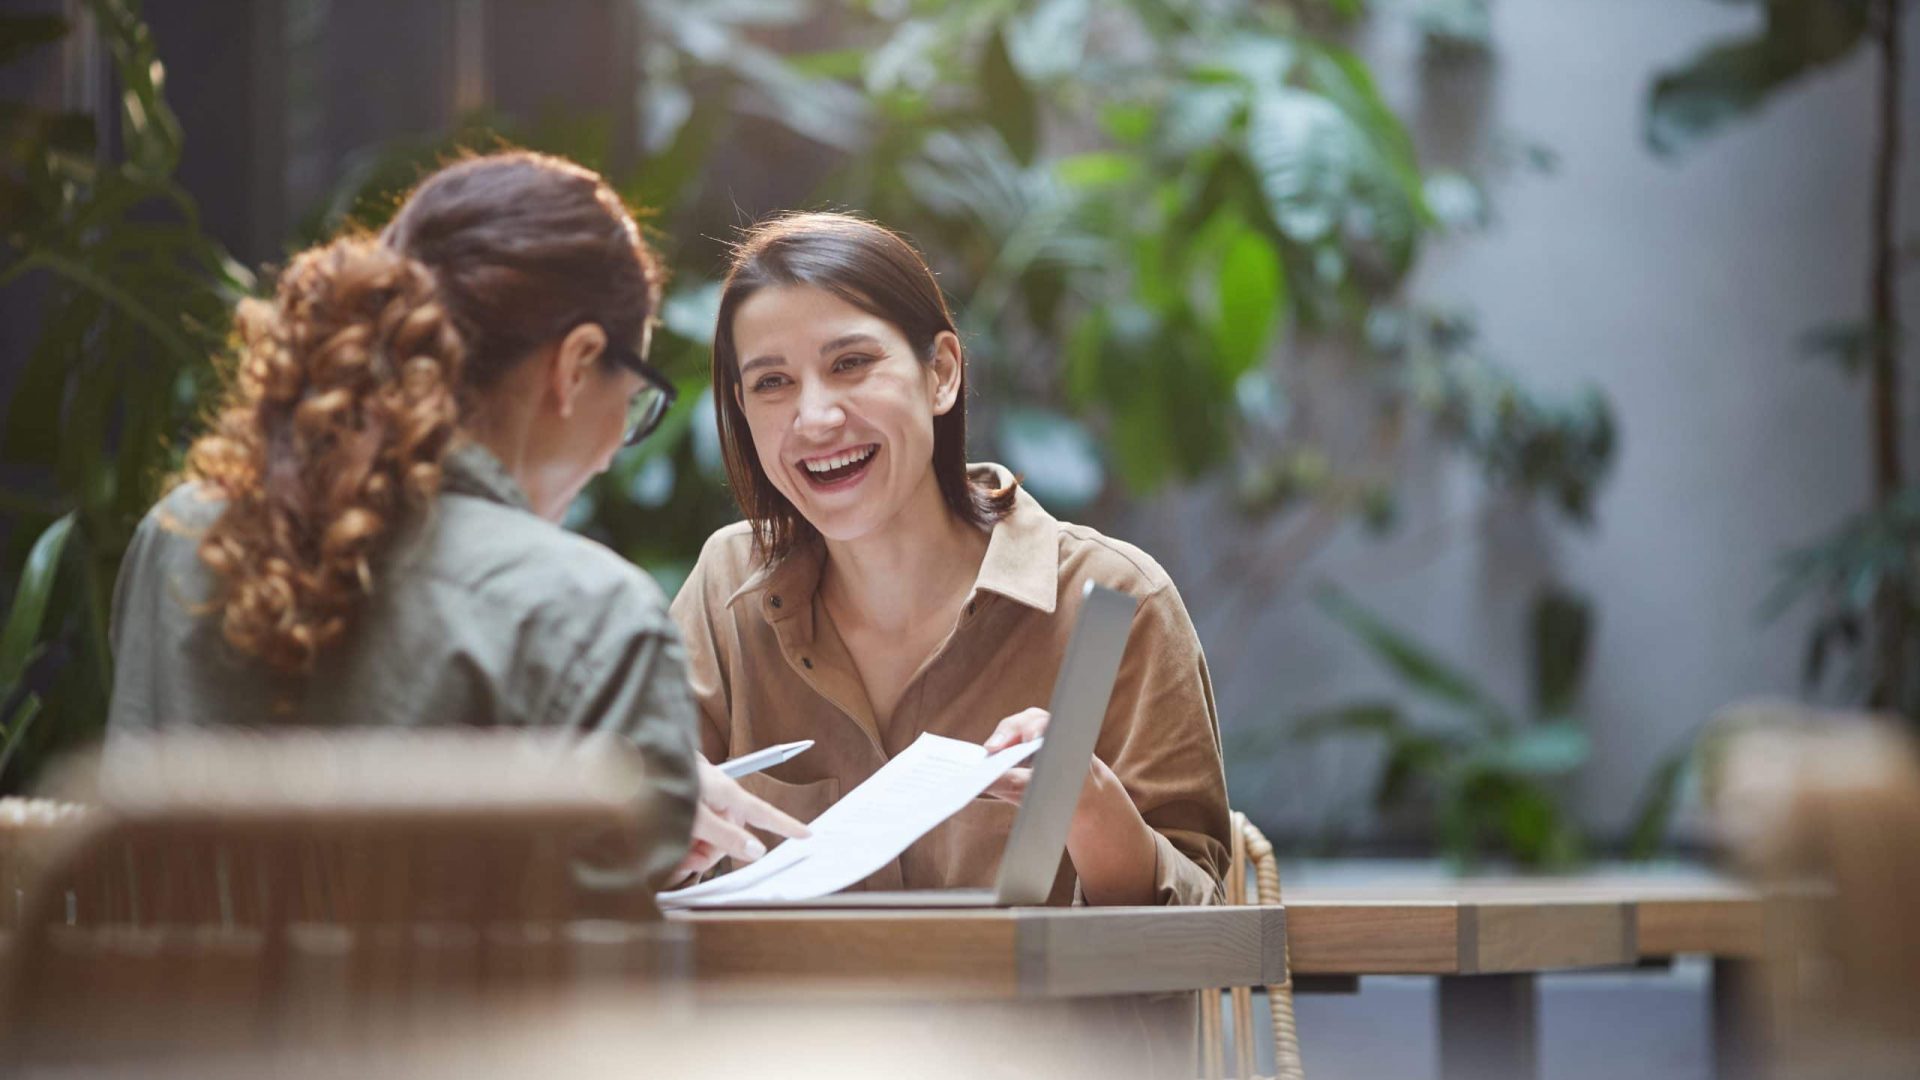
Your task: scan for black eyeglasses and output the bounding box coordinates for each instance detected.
[605,336,677,447]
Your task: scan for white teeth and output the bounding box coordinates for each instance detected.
[803,446,875,474]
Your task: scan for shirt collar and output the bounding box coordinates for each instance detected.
[722,462,1059,620]
[440,441,536,514]
[725,537,825,625]
[968,463,1059,614]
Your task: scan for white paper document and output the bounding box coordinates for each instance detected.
[657,733,1041,909]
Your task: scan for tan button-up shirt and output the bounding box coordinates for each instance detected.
[671,466,1230,905]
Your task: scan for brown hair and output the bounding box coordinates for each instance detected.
[184,151,663,674]
[712,212,1014,563]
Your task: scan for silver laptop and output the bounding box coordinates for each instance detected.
[710,581,1139,909]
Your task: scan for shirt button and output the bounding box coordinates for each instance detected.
[801,657,813,670]
[770,595,783,609]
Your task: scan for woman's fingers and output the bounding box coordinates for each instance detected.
[983,707,1050,752]
[668,838,723,884]
[732,789,810,839]
[698,758,813,839]
[984,766,1032,804]
[691,801,767,863]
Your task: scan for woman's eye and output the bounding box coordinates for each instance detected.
[750,374,790,392]
[833,353,876,373]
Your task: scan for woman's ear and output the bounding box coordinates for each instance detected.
[548,323,608,419]
[929,331,964,416]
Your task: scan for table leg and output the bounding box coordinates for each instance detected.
[1438,974,1538,1080]
[1711,958,1761,1080]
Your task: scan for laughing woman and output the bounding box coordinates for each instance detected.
[672,213,1231,905]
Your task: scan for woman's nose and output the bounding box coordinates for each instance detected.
[794,381,846,436]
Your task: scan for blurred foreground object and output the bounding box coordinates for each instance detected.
[1716,715,1920,1080]
[0,730,681,1067]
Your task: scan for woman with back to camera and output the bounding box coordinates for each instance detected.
[673,213,1231,905]
[108,151,801,881]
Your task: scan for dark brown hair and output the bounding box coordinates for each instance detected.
[185,151,663,674]
[712,212,1014,563]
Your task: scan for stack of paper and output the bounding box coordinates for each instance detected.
[657,733,1041,908]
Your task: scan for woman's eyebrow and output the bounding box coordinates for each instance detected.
[741,354,785,373]
[819,333,881,354]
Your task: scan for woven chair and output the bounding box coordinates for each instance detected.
[1199,811,1304,1080]
[0,730,681,1063]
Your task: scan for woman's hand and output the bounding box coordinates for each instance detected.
[668,756,811,884]
[980,707,1159,905]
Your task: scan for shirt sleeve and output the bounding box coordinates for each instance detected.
[540,580,702,880]
[668,541,735,764]
[1095,582,1232,906]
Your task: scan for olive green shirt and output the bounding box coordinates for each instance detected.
[107,443,700,861]
[672,465,1231,905]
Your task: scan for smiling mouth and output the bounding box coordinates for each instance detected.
[799,444,878,489]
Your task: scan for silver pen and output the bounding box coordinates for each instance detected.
[717,739,815,779]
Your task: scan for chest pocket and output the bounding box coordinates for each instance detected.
[737,772,840,828]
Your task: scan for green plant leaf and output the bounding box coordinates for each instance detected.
[1054,151,1140,190]
[1213,226,1286,380]
[1494,779,1561,863]
[1062,309,1108,407]
[1300,42,1423,201]
[0,512,76,692]
[0,693,43,783]
[93,0,185,178]
[1480,720,1590,776]
[1245,88,1352,244]
[1531,587,1593,718]
[1161,84,1243,157]
[1291,700,1405,741]
[786,46,867,80]
[1646,0,1870,157]
[1799,318,1899,376]
[1313,584,1510,722]
[1436,770,1481,867]
[1422,171,1488,231]
[1624,746,1692,860]
[1374,731,1451,809]
[979,26,1037,165]
[1099,101,1155,146]
[1108,374,1177,493]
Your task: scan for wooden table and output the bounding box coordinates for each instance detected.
[673,904,1289,998]
[671,870,1762,1079]
[1281,864,1766,1080]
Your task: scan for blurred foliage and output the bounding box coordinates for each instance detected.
[1,0,1620,807]
[1767,486,1920,704]
[1286,584,1621,869]
[305,0,1617,620]
[618,0,1614,561]
[1645,0,1870,157]
[0,1,253,789]
[1647,0,1912,728]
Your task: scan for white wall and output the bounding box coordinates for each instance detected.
[1133,0,1920,841]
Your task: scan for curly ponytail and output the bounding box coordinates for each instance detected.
[186,238,465,674]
